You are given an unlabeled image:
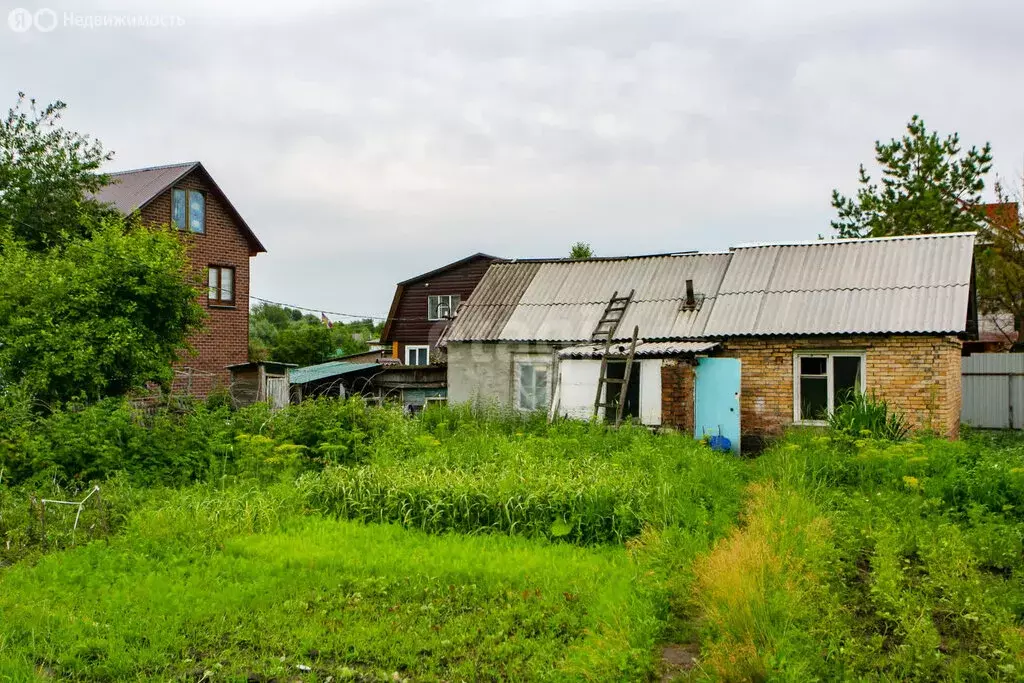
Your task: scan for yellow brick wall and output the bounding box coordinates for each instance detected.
[714,335,963,439]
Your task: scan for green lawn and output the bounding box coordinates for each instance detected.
[0,517,667,681]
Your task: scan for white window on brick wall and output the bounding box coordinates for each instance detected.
[427,294,460,321]
[793,352,865,423]
[405,345,429,366]
[208,266,235,306]
[172,188,206,234]
[516,361,550,412]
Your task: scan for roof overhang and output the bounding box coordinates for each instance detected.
[558,340,719,359]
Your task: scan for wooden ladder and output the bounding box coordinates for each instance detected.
[593,324,640,426]
[590,289,634,342]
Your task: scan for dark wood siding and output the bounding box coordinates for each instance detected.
[384,255,497,359]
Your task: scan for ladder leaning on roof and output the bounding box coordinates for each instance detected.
[593,325,640,426]
[590,288,639,426]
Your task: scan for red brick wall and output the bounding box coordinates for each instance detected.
[138,170,253,397]
[661,360,695,434]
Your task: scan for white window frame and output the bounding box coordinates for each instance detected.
[405,345,430,366]
[514,359,551,412]
[427,294,460,321]
[792,351,866,425]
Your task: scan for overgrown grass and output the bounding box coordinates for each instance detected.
[0,401,746,680]
[9,395,1024,681]
[690,429,1024,681]
[302,423,743,545]
[0,488,669,681]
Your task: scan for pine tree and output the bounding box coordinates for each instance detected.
[831,115,992,238]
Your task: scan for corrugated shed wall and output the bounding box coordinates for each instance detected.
[962,353,1024,429]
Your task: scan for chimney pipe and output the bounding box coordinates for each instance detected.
[685,279,695,308]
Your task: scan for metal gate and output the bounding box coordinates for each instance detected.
[961,354,1024,429]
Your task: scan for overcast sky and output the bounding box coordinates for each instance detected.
[3,0,1023,319]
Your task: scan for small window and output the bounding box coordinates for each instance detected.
[172,189,187,229]
[794,352,865,423]
[208,266,235,306]
[428,294,461,321]
[171,188,205,234]
[516,362,550,412]
[406,345,429,366]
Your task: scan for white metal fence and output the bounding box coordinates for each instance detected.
[961,353,1024,429]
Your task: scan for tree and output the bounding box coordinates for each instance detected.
[0,93,114,251]
[0,220,204,404]
[270,324,335,367]
[570,242,594,259]
[249,303,382,364]
[831,115,993,238]
[975,181,1024,344]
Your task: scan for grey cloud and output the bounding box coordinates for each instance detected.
[1,0,1023,318]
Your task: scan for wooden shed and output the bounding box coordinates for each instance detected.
[228,361,294,409]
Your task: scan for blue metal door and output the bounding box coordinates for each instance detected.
[694,357,741,454]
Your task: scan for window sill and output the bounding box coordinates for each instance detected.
[208,303,237,310]
[794,419,828,427]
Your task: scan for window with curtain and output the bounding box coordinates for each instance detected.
[516,362,550,412]
[208,266,235,306]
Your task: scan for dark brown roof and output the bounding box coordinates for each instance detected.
[95,161,266,254]
[397,252,502,286]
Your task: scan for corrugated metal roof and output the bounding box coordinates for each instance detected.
[718,232,973,293]
[94,162,198,214]
[446,253,730,342]
[445,233,976,342]
[558,341,719,359]
[289,361,379,385]
[704,232,975,336]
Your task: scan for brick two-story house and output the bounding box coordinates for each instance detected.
[95,162,266,396]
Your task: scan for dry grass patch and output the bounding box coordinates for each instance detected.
[691,482,841,681]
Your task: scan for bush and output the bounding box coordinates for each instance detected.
[829,391,909,442]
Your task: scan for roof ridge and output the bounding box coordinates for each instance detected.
[465,295,717,306]
[501,251,720,264]
[731,232,977,249]
[721,283,969,295]
[105,161,199,176]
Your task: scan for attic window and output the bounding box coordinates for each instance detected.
[428,294,460,321]
[172,188,205,234]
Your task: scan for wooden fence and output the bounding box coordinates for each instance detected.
[961,353,1024,429]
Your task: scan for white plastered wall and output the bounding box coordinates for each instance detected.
[554,358,662,426]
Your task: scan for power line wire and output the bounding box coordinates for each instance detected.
[249,295,388,322]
